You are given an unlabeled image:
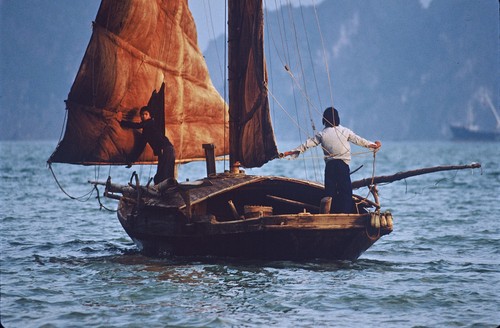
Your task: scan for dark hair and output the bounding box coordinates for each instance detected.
[140,106,150,114]
[322,107,340,127]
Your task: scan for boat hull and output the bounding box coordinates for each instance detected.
[114,175,392,261]
[450,125,500,141]
[122,221,385,261]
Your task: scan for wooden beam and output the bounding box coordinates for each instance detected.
[352,163,481,189]
[266,195,319,211]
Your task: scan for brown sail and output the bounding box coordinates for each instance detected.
[228,0,279,168]
[48,0,228,165]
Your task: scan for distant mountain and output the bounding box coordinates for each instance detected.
[204,0,498,141]
[0,0,100,140]
[0,0,497,141]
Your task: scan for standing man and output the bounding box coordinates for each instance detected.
[284,107,381,213]
[118,106,176,185]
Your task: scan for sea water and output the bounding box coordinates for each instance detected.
[1,140,499,327]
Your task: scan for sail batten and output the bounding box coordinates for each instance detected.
[49,0,229,165]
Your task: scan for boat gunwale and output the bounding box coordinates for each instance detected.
[205,212,380,231]
[119,174,329,209]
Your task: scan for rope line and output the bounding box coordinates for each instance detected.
[363,151,378,200]
[203,0,224,82]
[48,163,95,202]
[94,184,117,212]
[49,163,118,212]
[268,88,374,162]
[282,3,321,181]
[311,0,335,108]
[299,0,323,110]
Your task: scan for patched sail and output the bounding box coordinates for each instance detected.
[228,0,279,168]
[49,0,228,165]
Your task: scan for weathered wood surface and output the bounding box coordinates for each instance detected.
[117,205,390,260]
[266,194,319,212]
[352,163,481,189]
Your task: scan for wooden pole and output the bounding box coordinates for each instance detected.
[351,163,481,189]
[203,143,216,176]
[319,197,332,214]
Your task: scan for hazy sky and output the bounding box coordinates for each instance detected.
[190,0,433,51]
[190,0,327,51]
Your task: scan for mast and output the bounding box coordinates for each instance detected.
[480,92,500,129]
[227,0,240,171]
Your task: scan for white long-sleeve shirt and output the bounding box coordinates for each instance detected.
[292,125,375,165]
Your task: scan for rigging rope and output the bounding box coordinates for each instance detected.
[94,184,117,212]
[266,2,355,163]
[268,88,373,161]
[268,1,316,180]
[203,0,225,83]
[286,1,321,181]
[363,150,378,201]
[57,109,68,144]
[311,0,335,108]
[48,163,117,212]
[298,0,323,111]
[48,163,95,202]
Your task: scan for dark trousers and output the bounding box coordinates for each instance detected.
[325,159,353,213]
[154,144,176,185]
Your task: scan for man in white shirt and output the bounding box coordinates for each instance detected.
[284,107,381,213]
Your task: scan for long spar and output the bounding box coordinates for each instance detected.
[351,163,481,189]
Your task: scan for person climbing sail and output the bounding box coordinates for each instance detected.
[117,106,176,185]
[283,107,381,213]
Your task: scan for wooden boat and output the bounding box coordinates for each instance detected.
[449,124,500,141]
[450,89,500,141]
[94,163,479,260]
[48,0,480,260]
[101,173,391,260]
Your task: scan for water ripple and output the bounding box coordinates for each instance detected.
[1,141,500,327]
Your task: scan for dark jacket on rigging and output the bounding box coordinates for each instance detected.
[120,118,172,156]
[119,107,176,185]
